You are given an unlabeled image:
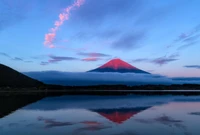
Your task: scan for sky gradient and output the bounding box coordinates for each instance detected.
[0,0,200,77]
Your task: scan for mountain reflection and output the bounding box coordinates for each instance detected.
[91,107,150,124]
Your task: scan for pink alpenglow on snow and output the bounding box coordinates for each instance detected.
[44,0,85,48]
[100,58,137,70]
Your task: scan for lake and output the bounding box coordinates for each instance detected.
[1,95,200,135]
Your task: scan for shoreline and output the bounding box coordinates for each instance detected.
[1,89,200,96]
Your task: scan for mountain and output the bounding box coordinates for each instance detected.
[88,58,150,74]
[0,64,43,87]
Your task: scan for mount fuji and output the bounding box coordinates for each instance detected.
[88,58,150,74]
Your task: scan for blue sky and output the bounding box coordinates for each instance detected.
[0,0,200,77]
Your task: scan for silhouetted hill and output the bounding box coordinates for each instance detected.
[0,64,43,87]
[0,95,44,118]
[88,58,150,74]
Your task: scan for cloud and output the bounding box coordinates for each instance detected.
[44,0,85,48]
[172,77,200,81]
[44,33,56,48]
[0,52,34,63]
[172,77,200,84]
[183,34,200,43]
[40,53,108,66]
[24,71,174,86]
[132,58,149,63]
[24,61,33,63]
[82,57,101,62]
[0,52,10,58]
[176,33,200,50]
[112,32,145,50]
[40,62,49,66]
[132,54,179,66]
[77,52,110,57]
[151,57,178,66]
[184,65,200,69]
[175,24,200,43]
[168,24,200,48]
[40,55,78,65]
[12,57,33,63]
[12,57,23,61]
[48,55,78,63]
[177,41,198,50]
[150,54,179,66]
[49,55,78,61]
[168,53,179,58]
[189,112,200,116]
[175,33,189,42]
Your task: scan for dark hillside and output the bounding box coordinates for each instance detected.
[0,64,43,87]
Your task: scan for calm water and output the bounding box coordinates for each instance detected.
[1,95,200,135]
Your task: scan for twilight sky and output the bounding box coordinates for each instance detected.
[0,0,200,77]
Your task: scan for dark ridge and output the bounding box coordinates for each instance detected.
[91,107,150,124]
[0,64,43,87]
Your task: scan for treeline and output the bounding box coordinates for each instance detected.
[1,84,200,91]
[43,84,200,90]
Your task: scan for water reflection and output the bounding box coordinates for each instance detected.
[136,114,188,134]
[112,131,138,135]
[38,116,75,128]
[77,125,112,131]
[92,107,149,124]
[1,95,200,135]
[0,95,43,118]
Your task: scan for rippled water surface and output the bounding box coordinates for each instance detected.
[1,95,200,135]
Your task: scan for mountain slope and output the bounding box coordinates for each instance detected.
[0,64,43,87]
[88,58,150,74]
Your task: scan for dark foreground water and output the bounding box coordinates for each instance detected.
[1,95,200,135]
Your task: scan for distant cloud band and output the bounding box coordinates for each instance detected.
[132,54,179,66]
[184,65,200,69]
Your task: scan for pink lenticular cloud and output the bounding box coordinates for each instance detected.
[44,0,85,48]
